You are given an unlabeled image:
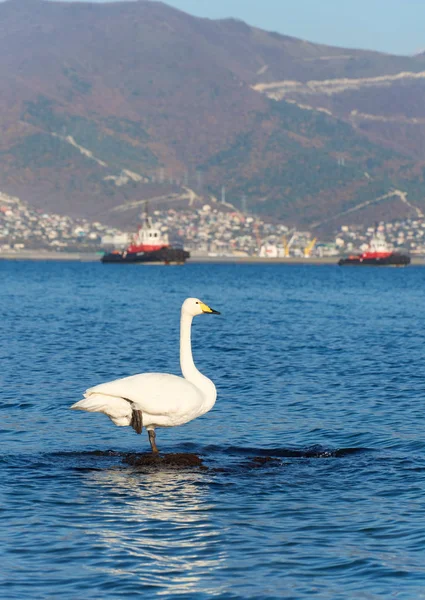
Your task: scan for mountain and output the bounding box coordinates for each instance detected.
[0,0,424,231]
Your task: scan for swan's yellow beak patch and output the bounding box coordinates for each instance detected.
[200,302,220,315]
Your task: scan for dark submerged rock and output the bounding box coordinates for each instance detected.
[91,450,122,457]
[245,456,282,469]
[123,452,207,470]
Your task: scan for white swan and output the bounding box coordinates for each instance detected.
[71,298,220,453]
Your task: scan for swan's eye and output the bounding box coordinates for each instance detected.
[196,302,199,304]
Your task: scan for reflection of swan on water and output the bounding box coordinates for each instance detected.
[71,298,220,453]
[83,468,227,595]
[88,468,210,523]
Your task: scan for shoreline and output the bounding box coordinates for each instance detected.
[1,250,425,265]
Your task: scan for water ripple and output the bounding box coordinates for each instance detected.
[2,262,425,599]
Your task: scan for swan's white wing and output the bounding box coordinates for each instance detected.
[71,394,132,427]
[85,372,203,417]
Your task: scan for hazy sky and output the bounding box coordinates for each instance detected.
[76,0,425,56]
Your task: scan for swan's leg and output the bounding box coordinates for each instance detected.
[148,429,159,454]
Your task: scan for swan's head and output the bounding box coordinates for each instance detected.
[182,297,220,317]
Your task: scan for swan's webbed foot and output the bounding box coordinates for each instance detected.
[148,429,159,454]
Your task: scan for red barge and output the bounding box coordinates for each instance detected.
[102,205,190,265]
[338,229,410,267]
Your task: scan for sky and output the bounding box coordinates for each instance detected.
[76,0,425,56]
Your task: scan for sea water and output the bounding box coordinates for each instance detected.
[1,261,425,599]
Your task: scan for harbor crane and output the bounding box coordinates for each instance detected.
[304,238,317,258]
[282,231,297,257]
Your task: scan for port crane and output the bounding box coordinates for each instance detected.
[282,232,317,257]
[282,231,297,257]
[304,237,317,257]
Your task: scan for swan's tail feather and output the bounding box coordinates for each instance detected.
[130,409,143,434]
[71,394,133,427]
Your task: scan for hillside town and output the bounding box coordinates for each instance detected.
[0,191,424,258]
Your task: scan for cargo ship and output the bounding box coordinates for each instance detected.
[101,205,190,265]
[338,228,410,267]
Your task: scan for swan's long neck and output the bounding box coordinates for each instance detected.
[180,311,216,408]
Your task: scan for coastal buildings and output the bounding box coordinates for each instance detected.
[0,193,122,252]
[1,190,425,257]
[335,221,425,256]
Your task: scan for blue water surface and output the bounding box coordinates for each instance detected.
[1,261,425,599]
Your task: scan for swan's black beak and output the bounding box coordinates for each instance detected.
[209,308,220,315]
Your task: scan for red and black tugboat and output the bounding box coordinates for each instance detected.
[102,204,190,264]
[338,227,410,267]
